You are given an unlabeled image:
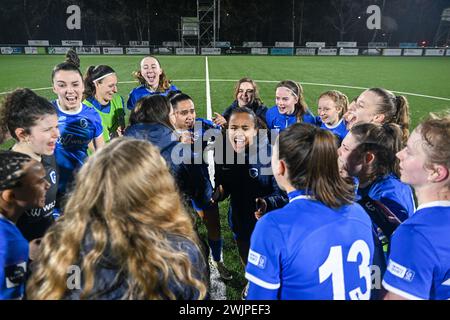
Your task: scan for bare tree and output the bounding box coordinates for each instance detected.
[326,0,365,41]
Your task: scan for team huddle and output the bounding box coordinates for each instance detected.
[0,49,449,300]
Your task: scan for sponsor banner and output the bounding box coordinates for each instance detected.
[27,40,49,46]
[446,49,450,56]
[368,42,387,48]
[271,48,294,55]
[318,48,337,56]
[201,48,221,55]
[424,49,445,56]
[25,47,38,54]
[337,41,357,47]
[126,47,150,55]
[47,47,70,54]
[382,49,402,56]
[306,42,325,48]
[339,48,359,56]
[1,47,12,54]
[399,43,418,48]
[154,47,173,54]
[243,42,262,48]
[162,41,181,47]
[251,48,268,55]
[76,47,101,55]
[102,47,123,55]
[275,42,294,48]
[176,47,196,55]
[296,48,316,56]
[96,40,117,46]
[364,48,382,56]
[62,40,83,46]
[225,49,246,54]
[212,41,231,48]
[129,41,149,46]
[403,49,423,56]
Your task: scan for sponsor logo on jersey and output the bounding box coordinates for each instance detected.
[27,201,56,218]
[248,249,267,269]
[387,260,415,282]
[59,116,67,122]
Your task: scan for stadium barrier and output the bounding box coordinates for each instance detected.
[1,43,449,57]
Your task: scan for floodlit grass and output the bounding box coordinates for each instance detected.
[1,54,449,299]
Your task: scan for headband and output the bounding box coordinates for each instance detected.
[93,72,115,83]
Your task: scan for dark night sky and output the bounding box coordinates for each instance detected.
[0,0,449,46]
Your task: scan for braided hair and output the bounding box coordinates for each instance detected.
[0,151,32,191]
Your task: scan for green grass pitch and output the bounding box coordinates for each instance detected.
[1,54,449,299]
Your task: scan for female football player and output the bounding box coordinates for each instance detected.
[127,56,179,111]
[265,80,316,133]
[383,113,450,300]
[344,88,410,144]
[316,90,349,144]
[0,88,59,243]
[83,64,126,143]
[26,138,207,299]
[245,123,374,300]
[213,78,268,127]
[51,49,104,203]
[0,151,49,299]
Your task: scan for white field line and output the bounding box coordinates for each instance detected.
[204,57,227,300]
[1,79,449,102]
[204,57,215,187]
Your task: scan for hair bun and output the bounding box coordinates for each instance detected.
[65,49,80,68]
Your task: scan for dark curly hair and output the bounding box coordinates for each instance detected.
[0,88,56,140]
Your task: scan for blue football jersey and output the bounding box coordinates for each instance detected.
[266,106,316,132]
[245,190,374,300]
[383,202,450,300]
[358,173,416,222]
[53,101,103,194]
[126,84,179,110]
[0,215,29,299]
[317,117,349,144]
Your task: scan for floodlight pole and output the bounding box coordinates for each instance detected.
[292,0,295,45]
[213,0,216,47]
[218,0,220,41]
[146,0,150,43]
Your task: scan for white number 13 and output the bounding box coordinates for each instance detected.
[319,240,371,300]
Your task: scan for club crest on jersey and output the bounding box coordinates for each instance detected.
[50,170,57,184]
[80,118,88,128]
[249,168,259,179]
[5,262,27,289]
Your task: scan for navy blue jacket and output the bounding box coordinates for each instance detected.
[215,137,288,241]
[124,123,213,210]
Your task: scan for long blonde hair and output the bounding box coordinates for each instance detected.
[27,137,207,299]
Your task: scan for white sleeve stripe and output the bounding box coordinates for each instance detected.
[382,280,424,300]
[245,272,280,290]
